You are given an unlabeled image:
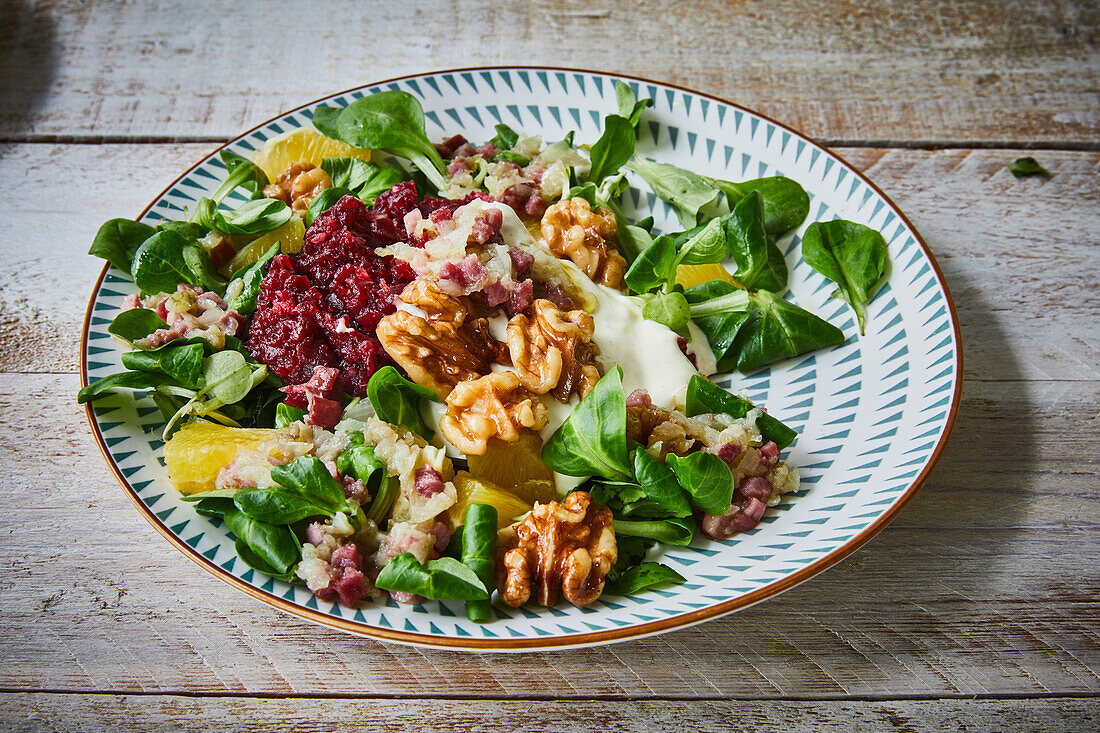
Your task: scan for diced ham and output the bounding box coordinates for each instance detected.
[309,397,343,429]
[342,477,367,504]
[332,569,368,607]
[758,441,780,468]
[429,521,453,555]
[414,466,445,498]
[738,476,773,501]
[714,442,742,465]
[315,540,376,607]
[434,134,468,159]
[508,248,534,277]
[122,294,142,311]
[482,280,509,307]
[330,541,363,570]
[700,495,769,539]
[439,254,489,289]
[499,182,546,217]
[281,365,343,429]
[506,279,534,316]
[470,208,504,245]
[542,282,574,310]
[625,389,652,408]
[306,522,327,547]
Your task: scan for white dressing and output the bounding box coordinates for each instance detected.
[487,312,510,342]
[587,284,702,410]
[685,319,718,376]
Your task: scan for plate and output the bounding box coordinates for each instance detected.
[80,67,961,650]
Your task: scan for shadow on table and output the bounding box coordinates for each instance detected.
[0,1,58,139]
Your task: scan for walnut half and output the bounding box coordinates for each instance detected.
[541,197,627,289]
[263,161,332,216]
[377,279,508,399]
[496,491,616,608]
[439,371,548,455]
[507,299,600,402]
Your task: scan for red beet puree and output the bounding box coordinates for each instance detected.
[245,190,418,400]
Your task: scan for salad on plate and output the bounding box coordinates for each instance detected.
[79,83,888,619]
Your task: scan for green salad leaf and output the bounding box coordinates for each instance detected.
[711,176,810,237]
[604,562,685,596]
[1008,156,1050,178]
[77,370,170,404]
[212,198,293,236]
[732,290,846,372]
[107,308,168,344]
[588,114,636,185]
[666,451,735,515]
[312,90,448,191]
[542,366,632,482]
[274,403,306,428]
[89,219,156,274]
[130,230,200,296]
[641,291,690,333]
[631,448,693,518]
[624,235,677,293]
[613,516,695,545]
[615,80,653,129]
[375,553,489,601]
[228,242,280,316]
[626,156,721,228]
[684,375,796,450]
[121,341,204,389]
[366,365,440,440]
[802,219,887,334]
[461,504,498,622]
[223,510,300,576]
[726,191,788,292]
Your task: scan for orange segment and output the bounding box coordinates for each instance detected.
[675,263,737,289]
[467,432,556,505]
[164,421,285,495]
[250,128,373,182]
[449,472,532,529]
[227,216,305,273]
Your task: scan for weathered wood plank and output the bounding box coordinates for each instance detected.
[0,144,1096,379]
[1,694,1098,732]
[0,1,1097,144]
[0,373,1095,697]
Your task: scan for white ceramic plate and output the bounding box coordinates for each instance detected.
[81,67,961,650]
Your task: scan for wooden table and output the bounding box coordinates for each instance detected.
[1,1,1097,730]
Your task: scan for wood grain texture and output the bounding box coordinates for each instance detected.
[0,695,1098,732]
[0,0,1098,720]
[0,372,1095,697]
[0,1,1097,145]
[0,143,1097,378]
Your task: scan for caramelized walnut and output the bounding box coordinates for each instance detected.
[540,198,627,289]
[627,402,701,458]
[496,491,616,607]
[263,161,332,216]
[506,299,601,402]
[439,372,548,455]
[377,279,509,399]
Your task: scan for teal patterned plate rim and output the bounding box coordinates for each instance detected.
[80,67,962,651]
